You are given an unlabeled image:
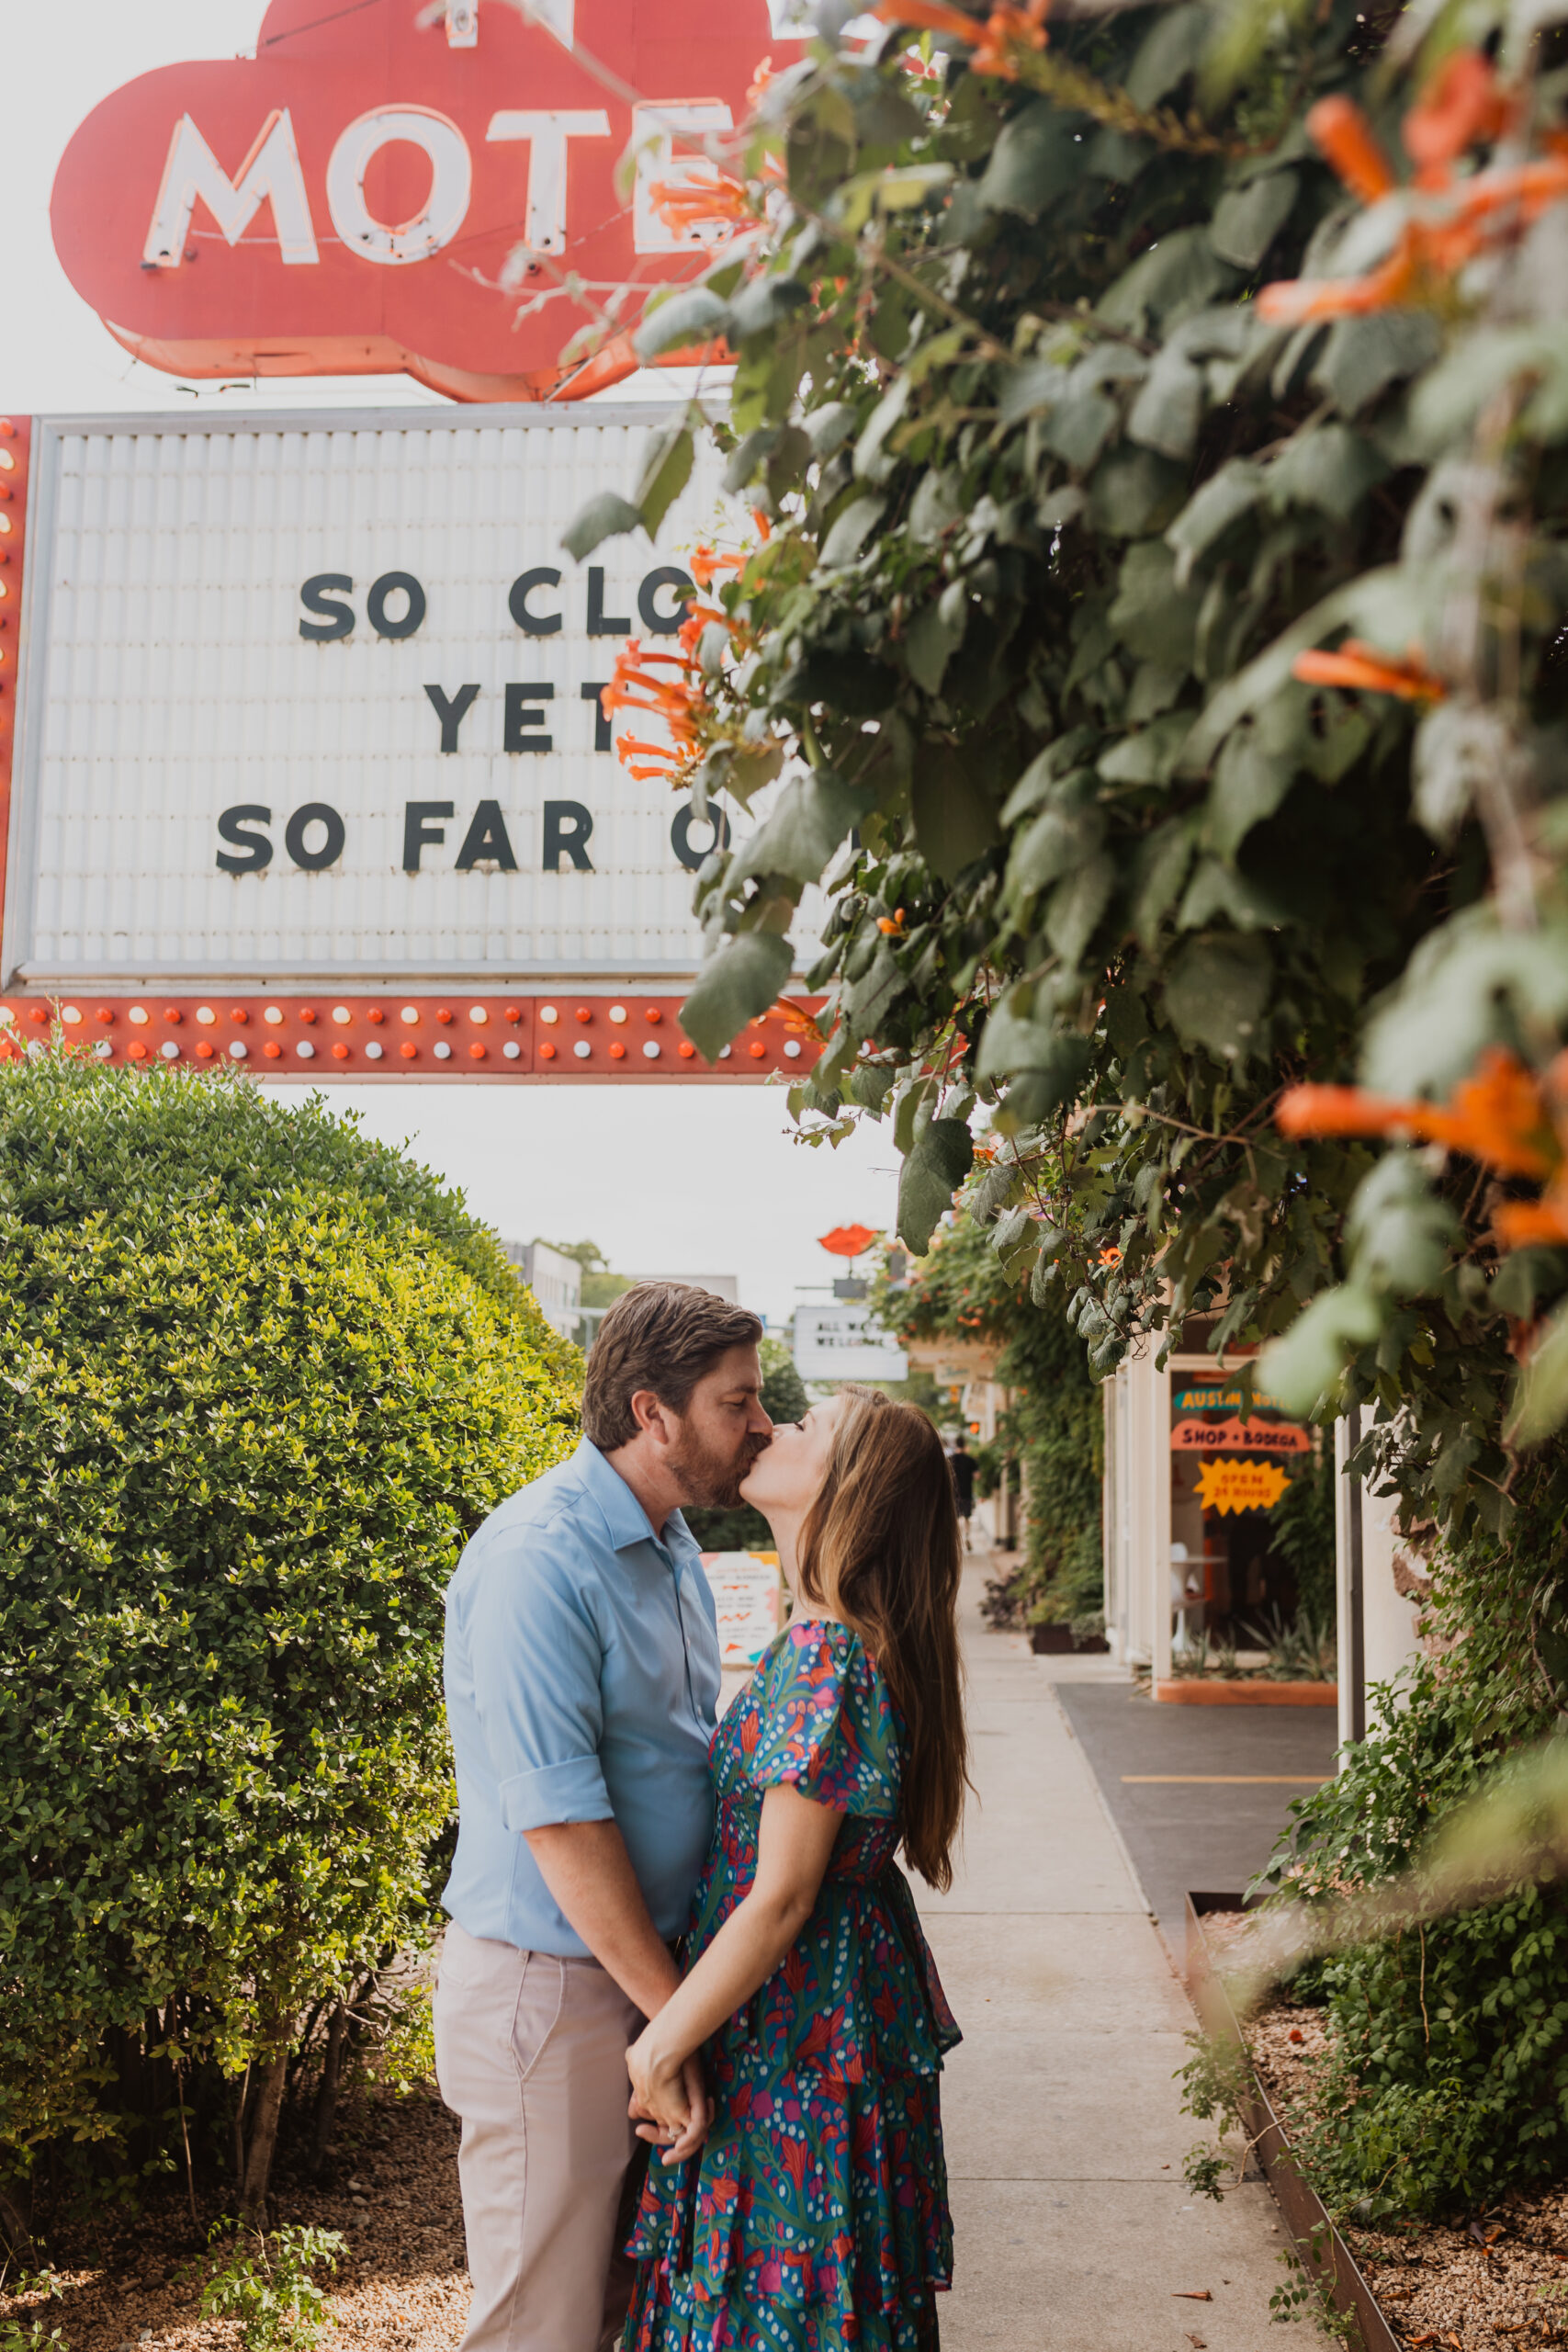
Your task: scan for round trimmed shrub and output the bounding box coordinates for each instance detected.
[0,1054,580,2230]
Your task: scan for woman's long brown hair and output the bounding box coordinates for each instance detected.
[797,1385,969,1890]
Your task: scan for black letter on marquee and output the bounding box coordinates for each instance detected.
[455,801,519,873]
[424,682,481,752]
[504,683,555,753]
[581,682,613,752]
[586,567,631,637]
[285,803,346,872]
[217,806,274,873]
[671,803,733,873]
[638,566,696,638]
[299,576,354,641]
[543,801,594,873]
[367,571,427,640]
[404,801,455,872]
[509,569,563,635]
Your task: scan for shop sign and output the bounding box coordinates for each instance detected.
[1171,1417,1311,1455]
[792,1306,908,1384]
[1172,1385,1283,1411]
[1194,1459,1292,1515]
[49,0,791,401]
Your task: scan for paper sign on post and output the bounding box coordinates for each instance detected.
[700,1551,784,1666]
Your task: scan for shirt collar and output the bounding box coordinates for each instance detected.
[575,1438,676,1555]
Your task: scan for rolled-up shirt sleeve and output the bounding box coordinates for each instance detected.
[467,1540,612,1833]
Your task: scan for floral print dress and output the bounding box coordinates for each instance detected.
[624,1618,960,2352]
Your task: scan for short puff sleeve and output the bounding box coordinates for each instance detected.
[747,1621,899,1819]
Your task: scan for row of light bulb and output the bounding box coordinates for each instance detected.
[7,996,806,1069]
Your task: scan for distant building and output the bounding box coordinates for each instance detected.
[502,1240,582,1342]
[627,1273,741,1303]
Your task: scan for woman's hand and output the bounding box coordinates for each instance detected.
[626,2030,711,2165]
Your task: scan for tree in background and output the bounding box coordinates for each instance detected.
[0,1055,580,2245]
[543,1237,637,1317]
[872,1216,1102,1627]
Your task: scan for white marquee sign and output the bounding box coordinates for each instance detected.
[8,406,747,989]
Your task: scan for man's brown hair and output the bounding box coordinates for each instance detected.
[581,1283,763,1449]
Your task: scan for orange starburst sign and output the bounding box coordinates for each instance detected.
[1194,1459,1291,1515]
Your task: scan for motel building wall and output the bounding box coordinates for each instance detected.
[1102,1334,1425,1745]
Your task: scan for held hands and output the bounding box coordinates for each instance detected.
[626,2027,711,2166]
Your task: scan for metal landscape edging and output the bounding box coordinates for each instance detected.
[1185,1891,1399,2352]
[1156,1680,1338,1706]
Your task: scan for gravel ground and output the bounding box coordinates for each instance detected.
[0,2085,472,2350]
[1202,1912,1568,2349]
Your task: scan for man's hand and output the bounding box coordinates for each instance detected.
[627,2032,711,2165]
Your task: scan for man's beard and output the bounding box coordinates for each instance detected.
[668,1425,772,1510]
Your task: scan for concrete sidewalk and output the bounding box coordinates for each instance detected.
[919,1570,1289,2348]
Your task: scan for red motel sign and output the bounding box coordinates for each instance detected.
[49,0,785,401]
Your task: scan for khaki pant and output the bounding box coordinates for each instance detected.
[434,1921,644,2352]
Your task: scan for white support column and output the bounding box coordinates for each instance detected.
[1336,1415,1425,1756]
[1101,1377,1119,1645]
[1105,1341,1169,1671]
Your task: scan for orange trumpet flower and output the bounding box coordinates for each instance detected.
[1306,95,1397,205]
[1277,1049,1558,1180]
[1257,232,1422,324]
[972,0,1049,76]
[615,736,685,763]
[871,0,986,39]
[1494,1187,1568,1248]
[1404,50,1517,176]
[872,0,1047,72]
[649,174,754,235]
[690,546,747,588]
[601,636,710,777]
[1450,151,1568,232]
[1259,63,1568,322]
[1292,639,1446,701]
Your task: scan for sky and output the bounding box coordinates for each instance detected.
[5,4,892,1326]
[306,1080,900,1326]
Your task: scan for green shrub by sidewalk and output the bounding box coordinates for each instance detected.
[0,1054,580,2237]
[1255,1532,1568,2220]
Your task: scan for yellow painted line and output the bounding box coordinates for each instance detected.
[1119,1774,1331,1785]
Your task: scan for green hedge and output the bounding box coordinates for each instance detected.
[1258,1524,1566,2219]
[0,1055,579,2230]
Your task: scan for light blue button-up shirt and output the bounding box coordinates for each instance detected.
[441,1438,721,1956]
